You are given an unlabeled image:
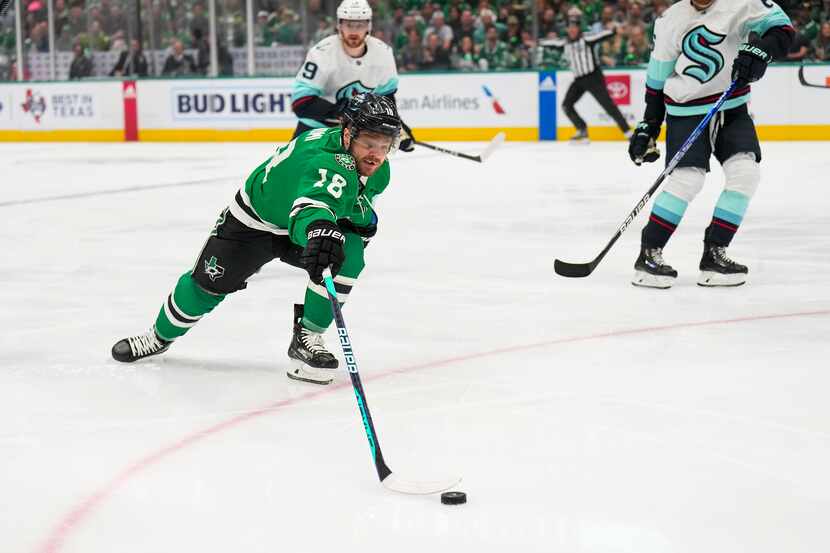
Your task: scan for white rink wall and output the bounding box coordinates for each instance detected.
[0,64,828,141]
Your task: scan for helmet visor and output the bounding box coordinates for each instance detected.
[340,19,370,31]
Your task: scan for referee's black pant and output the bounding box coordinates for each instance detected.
[562,69,630,134]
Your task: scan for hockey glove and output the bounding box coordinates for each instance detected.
[338,208,378,247]
[399,121,415,152]
[628,121,661,166]
[301,220,346,284]
[732,43,771,88]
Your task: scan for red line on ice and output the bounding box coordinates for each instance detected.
[36,308,830,553]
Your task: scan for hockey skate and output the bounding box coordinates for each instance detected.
[697,242,748,287]
[570,128,590,145]
[286,304,337,385]
[111,328,171,362]
[632,246,678,289]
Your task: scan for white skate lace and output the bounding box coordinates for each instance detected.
[712,247,735,266]
[128,332,166,357]
[300,329,329,354]
[647,248,666,265]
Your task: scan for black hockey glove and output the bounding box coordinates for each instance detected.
[399,121,415,152]
[301,220,346,284]
[338,208,378,247]
[323,97,351,126]
[338,212,377,239]
[731,42,771,88]
[628,121,661,166]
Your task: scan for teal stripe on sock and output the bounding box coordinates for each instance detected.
[713,207,743,226]
[652,191,688,225]
[713,190,750,225]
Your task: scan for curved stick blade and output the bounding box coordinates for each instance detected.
[479,132,506,162]
[381,473,462,495]
[554,259,594,278]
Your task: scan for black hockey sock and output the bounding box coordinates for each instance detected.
[641,214,677,249]
[704,220,738,247]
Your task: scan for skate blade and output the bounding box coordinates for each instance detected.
[286,360,334,385]
[569,138,590,146]
[697,271,747,287]
[631,270,675,289]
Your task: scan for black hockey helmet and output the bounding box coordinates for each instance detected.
[342,93,402,146]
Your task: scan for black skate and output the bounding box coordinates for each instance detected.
[632,246,678,289]
[287,304,336,385]
[698,242,748,287]
[112,328,171,362]
[570,128,590,145]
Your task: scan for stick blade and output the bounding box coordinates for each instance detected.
[382,473,462,495]
[798,64,808,86]
[478,131,506,162]
[554,259,595,278]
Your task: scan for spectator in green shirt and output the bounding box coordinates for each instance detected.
[479,25,512,70]
[452,35,482,71]
[273,9,301,45]
[474,9,505,44]
[622,24,649,66]
[814,21,830,60]
[394,14,419,51]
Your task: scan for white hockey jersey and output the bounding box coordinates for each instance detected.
[292,34,399,129]
[646,0,791,116]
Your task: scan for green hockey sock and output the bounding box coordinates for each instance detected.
[301,275,358,332]
[154,273,225,341]
[302,284,334,332]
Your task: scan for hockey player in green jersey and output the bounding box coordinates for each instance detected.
[111,93,401,385]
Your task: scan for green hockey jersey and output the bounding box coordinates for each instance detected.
[228,127,390,246]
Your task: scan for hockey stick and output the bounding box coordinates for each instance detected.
[321,268,461,495]
[798,64,830,89]
[414,131,506,162]
[554,79,739,278]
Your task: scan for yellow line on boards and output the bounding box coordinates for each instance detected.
[138,129,296,142]
[0,130,124,142]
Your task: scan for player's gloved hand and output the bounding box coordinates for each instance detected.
[338,208,378,247]
[399,121,415,152]
[323,97,351,126]
[732,42,771,88]
[301,220,346,284]
[628,121,661,166]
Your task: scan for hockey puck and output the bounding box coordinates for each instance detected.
[441,491,467,505]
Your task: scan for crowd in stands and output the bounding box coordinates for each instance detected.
[381,0,830,72]
[1,0,830,80]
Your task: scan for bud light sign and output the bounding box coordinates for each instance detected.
[172,86,294,121]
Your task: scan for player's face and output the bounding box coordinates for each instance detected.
[348,130,394,176]
[339,20,370,49]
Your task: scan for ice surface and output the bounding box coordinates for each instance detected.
[1,140,829,553]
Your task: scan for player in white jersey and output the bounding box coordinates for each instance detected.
[291,0,414,151]
[627,0,793,289]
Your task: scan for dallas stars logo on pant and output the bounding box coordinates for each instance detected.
[204,256,225,281]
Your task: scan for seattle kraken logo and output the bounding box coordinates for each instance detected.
[681,25,727,83]
[336,80,373,101]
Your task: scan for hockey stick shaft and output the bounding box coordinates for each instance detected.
[798,64,830,89]
[554,80,739,278]
[413,132,505,162]
[413,140,485,161]
[321,268,392,483]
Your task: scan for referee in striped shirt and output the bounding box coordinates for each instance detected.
[542,19,631,143]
